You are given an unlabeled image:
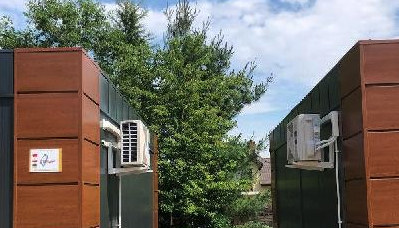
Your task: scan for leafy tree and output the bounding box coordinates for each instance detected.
[234,221,270,228]
[227,190,271,224]
[0,0,271,227]
[152,1,271,227]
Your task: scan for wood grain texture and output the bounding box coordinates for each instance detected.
[14,48,101,228]
[16,93,79,138]
[368,132,399,178]
[82,95,100,144]
[340,44,360,97]
[343,133,365,181]
[16,139,79,184]
[365,86,399,130]
[345,180,369,225]
[346,224,368,228]
[82,140,99,184]
[362,43,399,85]
[341,88,363,139]
[15,185,79,228]
[82,185,100,228]
[370,179,399,226]
[82,54,99,104]
[14,50,81,92]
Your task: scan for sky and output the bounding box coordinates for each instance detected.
[2,0,399,157]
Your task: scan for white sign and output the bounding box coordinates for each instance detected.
[29,149,62,173]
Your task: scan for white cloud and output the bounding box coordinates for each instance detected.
[4,0,399,140]
[0,0,27,28]
[280,0,311,5]
[144,0,399,139]
[103,3,118,13]
[0,0,26,11]
[144,9,168,40]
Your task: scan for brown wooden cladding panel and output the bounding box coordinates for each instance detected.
[343,133,365,181]
[14,48,101,228]
[82,54,100,104]
[16,93,79,138]
[82,185,100,228]
[369,179,399,226]
[15,185,79,228]
[346,224,368,228]
[368,132,399,178]
[365,86,399,130]
[82,95,100,144]
[14,50,81,92]
[16,139,79,184]
[341,88,363,139]
[345,180,369,225]
[373,227,399,228]
[340,44,360,97]
[362,43,399,85]
[82,140,99,184]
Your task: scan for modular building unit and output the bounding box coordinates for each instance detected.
[270,40,399,228]
[0,48,158,228]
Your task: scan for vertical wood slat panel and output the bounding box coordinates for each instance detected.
[368,132,399,178]
[369,179,399,225]
[82,95,100,144]
[14,48,100,228]
[16,93,79,138]
[82,185,100,228]
[362,42,399,85]
[362,41,399,228]
[365,86,399,131]
[15,185,80,228]
[16,139,79,184]
[14,49,81,92]
[82,53,99,104]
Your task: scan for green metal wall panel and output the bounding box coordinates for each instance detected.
[100,74,109,114]
[121,173,153,228]
[122,101,129,121]
[0,50,13,228]
[99,74,154,228]
[116,92,123,123]
[109,85,117,120]
[271,69,342,228]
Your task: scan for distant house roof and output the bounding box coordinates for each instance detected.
[259,157,271,186]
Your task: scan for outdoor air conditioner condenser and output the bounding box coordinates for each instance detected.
[286,114,321,164]
[120,120,150,167]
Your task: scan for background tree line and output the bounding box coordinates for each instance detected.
[0,0,272,227]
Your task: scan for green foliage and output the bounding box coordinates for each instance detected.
[234,221,270,228]
[0,0,271,227]
[0,16,36,48]
[227,190,271,223]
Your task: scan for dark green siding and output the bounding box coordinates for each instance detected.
[0,50,13,228]
[121,173,153,228]
[270,65,343,228]
[99,74,154,228]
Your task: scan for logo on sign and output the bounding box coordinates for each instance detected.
[29,149,62,173]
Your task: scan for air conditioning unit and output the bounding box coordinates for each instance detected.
[286,112,339,171]
[287,114,321,164]
[120,120,150,167]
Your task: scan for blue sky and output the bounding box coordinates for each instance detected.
[2,0,399,157]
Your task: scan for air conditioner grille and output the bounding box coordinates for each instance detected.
[121,122,138,163]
